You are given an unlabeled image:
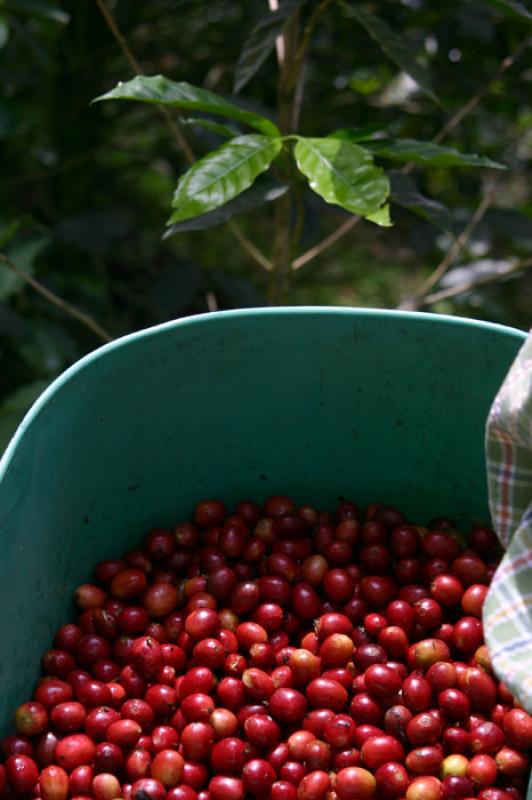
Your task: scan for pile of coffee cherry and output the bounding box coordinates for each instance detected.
[1,496,531,800]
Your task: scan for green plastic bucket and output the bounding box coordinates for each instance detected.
[0,308,526,743]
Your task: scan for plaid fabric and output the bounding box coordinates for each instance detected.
[484,331,532,713]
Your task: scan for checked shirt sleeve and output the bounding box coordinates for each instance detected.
[483,331,532,713]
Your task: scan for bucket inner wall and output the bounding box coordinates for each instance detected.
[0,309,526,746]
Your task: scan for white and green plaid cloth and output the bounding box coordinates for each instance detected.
[484,331,532,713]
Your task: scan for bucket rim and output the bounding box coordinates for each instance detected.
[0,306,526,482]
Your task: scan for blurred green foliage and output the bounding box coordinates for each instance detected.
[0,0,531,448]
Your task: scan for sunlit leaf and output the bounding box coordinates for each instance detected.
[347,4,444,107]
[294,137,390,217]
[165,176,288,235]
[366,203,392,227]
[360,138,505,169]
[234,0,308,93]
[169,134,283,223]
[94,75,280,137]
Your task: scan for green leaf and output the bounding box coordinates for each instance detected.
[0,17,9,49]
[347,4,444,108]
[234,0,308,93]
[16,320,80,376]
[164,176,287,236]
[484,0,532,22]
[328,124,386,142]
[389,171,457,233]
[361,138,505,169]
[0,381,49,414]
[94,75,280,137]
[366,203,392,227]
[169,134,283,223]
[0,219,19,248]
[0,380,50,454]
[0,235,50,301]
[180,116,239,138]
[2,0,69,23]
[293,137,390,218]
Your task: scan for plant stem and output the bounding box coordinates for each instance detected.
[271,192,293,303]
[292,216,360,270]
[270,9,301,303]
[228,220,273,271]
[293,0,337,88]
[291,172,305,255]
[418,256,532,307]
[400,180,500,310]
[0,253,113,343]
[94,0,195,164]
[268,0,285,64]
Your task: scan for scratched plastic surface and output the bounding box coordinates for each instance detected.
[0,308,525,749]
